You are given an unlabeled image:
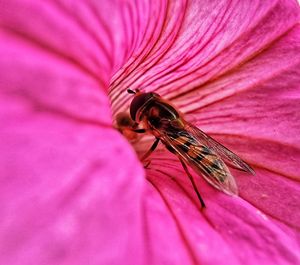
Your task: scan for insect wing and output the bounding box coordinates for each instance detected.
[184,122,255,175]
[153,122,238,195]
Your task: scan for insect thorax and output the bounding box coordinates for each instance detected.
[140,101,179,129]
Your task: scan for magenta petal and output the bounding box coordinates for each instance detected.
[1,0,300,265]
[146,152,300,264]
[0,61,146,264]
[0,119,145,264]
[110,0,300,264]
[0,2,146,264]
[0,50,146,264]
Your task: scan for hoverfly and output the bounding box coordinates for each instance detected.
[126,89,255,208]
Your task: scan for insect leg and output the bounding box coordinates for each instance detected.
[143,160,151,169]
[179,158,206,208]
[141,138,160,161]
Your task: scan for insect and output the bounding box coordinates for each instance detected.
[115,112,141,142]
[126,89,255,208]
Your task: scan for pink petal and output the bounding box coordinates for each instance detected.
[0,115,145,264]
[0,2,145,264]
[1,1,300,265]
[145,162,300,265]
[111,0,300,264]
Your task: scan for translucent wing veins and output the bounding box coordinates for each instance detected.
[185,122,255,175]
[152,119,239,195]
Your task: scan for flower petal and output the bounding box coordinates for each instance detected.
[110,0,300,113]
[184,23,300,232]
[2,0,300,265]
[110,0,300,264]
[145,154,300,265]
[0,2,146,264]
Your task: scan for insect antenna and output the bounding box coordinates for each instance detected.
[127,89,136,94]
[127,88,140,94]
[179,158,206,209]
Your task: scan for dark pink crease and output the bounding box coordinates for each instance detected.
[112,0,188,94]
[139,0,235,91]
[131,0,143,58]
[108,0,156,108]
[219,201,300,262]
[191,108,293,126]
[147,177,201,265]
[114,0,226,109]
[245,163,300,183]
[6,92,113,129]
[165,7,297,102]
[108,1,298,116]
[121,0,149,65]
[150,165,300,254]
[109,0,152,88]
[1,26,107,88]
[204,130,300,150]
[123,2,137,60]
[119,0,146,62]
[182,54,300,113]
[149,168,245,262]
[110,0,186,103]
[141,196,154,265]
[110,1,176,113]
[109,0,167,90]
[57,161,106,208]
[152,168,210,218]
[176,73,243,109]
[50,0,113,68]
[190,113,243,124]
[200,133,300,178]
[126,2,137,59]
[141,0,235,82]
[86,2,116,66]
[118,2,132,64]
[146,1,270,95]
[235,193,300,232]
[150,167,259,251]
[146,162,177,172]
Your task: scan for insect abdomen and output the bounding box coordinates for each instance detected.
[168,131,226,182]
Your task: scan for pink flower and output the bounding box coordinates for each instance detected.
[1,0,300,265]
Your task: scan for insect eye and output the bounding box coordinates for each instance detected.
[129,92,160,121]
[129,93,150,121]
